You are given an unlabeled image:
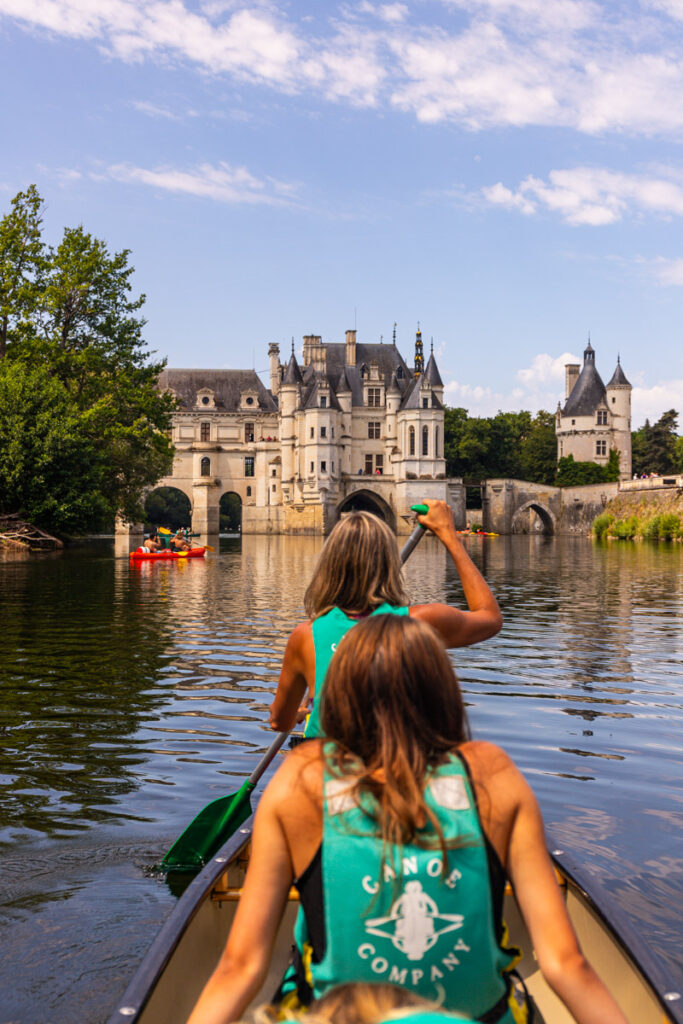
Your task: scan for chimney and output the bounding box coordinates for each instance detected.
[565,363,580,399]
[268,342,281,396]
[345,329,357,367]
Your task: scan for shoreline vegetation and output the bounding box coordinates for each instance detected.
[592,490,683,541]
[0,514,62,550]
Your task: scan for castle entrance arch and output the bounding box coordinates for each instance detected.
[511,500,556,536]
[144,486,192,531]
[220,491,242,533]
[336,489,396,531]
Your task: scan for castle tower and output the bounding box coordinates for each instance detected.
[268,342,281,397]
[606,356,632,479]
[280,345,303,497]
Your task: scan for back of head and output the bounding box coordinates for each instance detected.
[320,615,470,852]
[304,512,407,618]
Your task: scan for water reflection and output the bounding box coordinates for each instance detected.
[0,535,681,1022]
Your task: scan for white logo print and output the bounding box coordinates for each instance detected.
[364,881,464,961]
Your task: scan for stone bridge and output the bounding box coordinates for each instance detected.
[481,479,619,535]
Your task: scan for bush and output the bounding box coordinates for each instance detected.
[658,513,681,540]
[592,513,614,540]
[611,515,640,540]
[642,515,661,540]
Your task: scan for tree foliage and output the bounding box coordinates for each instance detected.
[632,410,680,476]
[444,407,557,484]
[0,186,175,534]
[145,487,192,531]
[555,450,620,487]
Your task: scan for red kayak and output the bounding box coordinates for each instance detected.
[129,546,207,562]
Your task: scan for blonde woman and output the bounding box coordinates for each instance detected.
[270,501,502,737]
[188,617,626,1024]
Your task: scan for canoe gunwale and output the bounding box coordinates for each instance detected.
[549,849,682,1024]
[107,817,254,1024]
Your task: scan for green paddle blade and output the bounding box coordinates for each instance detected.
[161,778,255,872]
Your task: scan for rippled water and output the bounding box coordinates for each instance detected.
[0,535,681,1023]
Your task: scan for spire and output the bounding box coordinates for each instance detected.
[414,324,424,379]
[584,334,595,363]
[424,344,443,387]
[607,356,631,388]
[282,348,303,386]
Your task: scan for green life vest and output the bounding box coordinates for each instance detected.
[294,751,517,1020]
[304,603,409,738]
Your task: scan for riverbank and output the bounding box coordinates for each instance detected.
[0,514,62,550]
[593,487,683,540]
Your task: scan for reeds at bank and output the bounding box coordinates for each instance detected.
[593,510,682,541]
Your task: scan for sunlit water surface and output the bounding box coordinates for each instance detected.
[0,535,681,1023]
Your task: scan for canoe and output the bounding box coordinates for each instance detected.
[107,815,681,1024]
[129,547,207,562]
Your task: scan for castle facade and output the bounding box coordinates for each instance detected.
[157,329,452,534]
[556,342,632,480]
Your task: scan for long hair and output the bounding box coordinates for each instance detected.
[304,512,408,619]
[320,615,471,863]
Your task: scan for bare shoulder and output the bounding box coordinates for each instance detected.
[285,620,313,650]
[459,740,528,793]
[260,739,324,809]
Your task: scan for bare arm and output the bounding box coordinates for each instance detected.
[269,621,315,732]
[410,500,502,647]
[504,762,628,1024]
[186,782,294,1024]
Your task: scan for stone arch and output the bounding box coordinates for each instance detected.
[144,485,193,531]
[220,490,242,533]
[511,499,556,535]
[336,489,396,531]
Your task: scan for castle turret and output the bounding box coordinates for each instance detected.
[424,341,444,405]
[606,356,632,479]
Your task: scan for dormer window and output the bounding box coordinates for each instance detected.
[196,388,215,410]
[320,395,327,408]
[422,396,429,409]
[367,387,382,407]
[597,410,608,425]
[240,390,258,411]
[396,366,404,379]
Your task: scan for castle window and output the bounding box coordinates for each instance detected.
[422,396,429,409]
[200,422,210,442]
[434,426,439,458]
[245,422,255,443]
[365,454,373,475]
[245,457,255,477]
[422,425,429,456]
[375,454,383,474]
[409,426,415,456]
[272,468,277,476]
[310,427,314,438]
[320,426,327,438]
[367,388,382,407]
[246,396,254,406]
[332,462,335,473]
[320,395,327,408]
[612,397,616,404]
[202,396,210,406]
[246,486,252,496]
[596,440,607,456]
[332,428,335,438]
[200,456,211,476]
[321,461,327,473]
[272,483,276,492]
[310,461,314,473]
[368,421,380,439]
[597,411,607,425]
[571,419,575,425]
[396,366,404,379]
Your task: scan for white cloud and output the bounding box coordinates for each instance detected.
[103,161,301,206]
[516,351,581,386]
[650,257,683,285]
[632,381,683,425]
[482,166,683,225]
[4,0,683,134]
[132,100,198,121]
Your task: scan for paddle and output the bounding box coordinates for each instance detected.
[160,504,430,872]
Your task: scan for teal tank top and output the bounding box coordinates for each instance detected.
[304,604,409,738]
[293,751,516,1019]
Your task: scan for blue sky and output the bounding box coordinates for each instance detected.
[2,0,683,426]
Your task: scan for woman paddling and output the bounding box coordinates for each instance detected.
[270,500,502,736]
[188,615,627,1024]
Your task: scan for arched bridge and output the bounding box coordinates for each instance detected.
[481,479,618,535]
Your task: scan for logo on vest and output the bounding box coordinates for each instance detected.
[364,880,464,961]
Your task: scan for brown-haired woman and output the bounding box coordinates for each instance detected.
[270,500,502,737]
[188,617,627,1024]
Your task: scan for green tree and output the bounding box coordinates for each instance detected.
[519,411,557,485]
[631,410,679,475]
[0,186,175,533]
[0,185,45,358]
[145,487,192,531]
[555,454,613,486]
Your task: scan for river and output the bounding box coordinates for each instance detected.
[0,534,681,1023]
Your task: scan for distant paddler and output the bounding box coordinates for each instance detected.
[169,529,192,552]
[270,499,503,737]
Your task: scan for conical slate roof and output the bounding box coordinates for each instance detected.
[424,349,443,387]
[563,347,606,416]
[282,351,303,386]
[607,358,631,388]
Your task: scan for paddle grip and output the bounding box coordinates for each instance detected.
[249,728,291,787]
[399,504,430,563]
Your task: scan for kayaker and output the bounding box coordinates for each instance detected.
[138,533,160,554]
[187,616,627,1024]
[170,530,191,552]
[270,981,473,1023]
[270,500,502,737]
